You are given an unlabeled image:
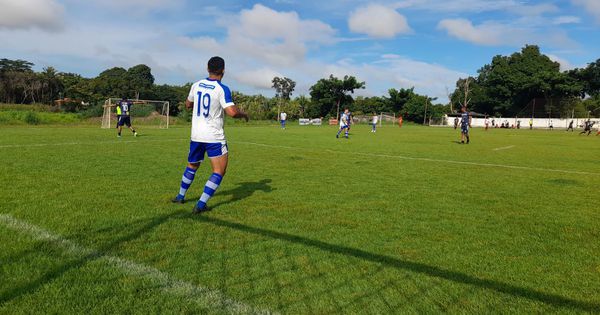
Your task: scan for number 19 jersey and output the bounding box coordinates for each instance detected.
[187,78,235,143]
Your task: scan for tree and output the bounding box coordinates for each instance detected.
[271,77,296,100]
[454,45,582,117]
[309,75,365,118]
[93,67,130,98]
[272,76,296,120]
[128,64,155,99]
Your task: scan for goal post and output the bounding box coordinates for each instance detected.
[379,112,396,126]
[101,98,170,129]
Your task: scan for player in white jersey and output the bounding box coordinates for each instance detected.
[336,108,350,139]
[371,113,378,133]
[172,56,248,214]
[280,112,287,129]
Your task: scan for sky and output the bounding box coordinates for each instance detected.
[1,0,599,102]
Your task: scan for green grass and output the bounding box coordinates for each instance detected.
[0,124,599,314]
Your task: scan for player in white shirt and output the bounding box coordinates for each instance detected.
[371,113,378,133]
[280,112,287,129]
[336,108,350,139]
[172,56,248,214]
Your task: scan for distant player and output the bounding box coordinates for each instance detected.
[453,117,459,130]
[280,112,287,129]
[116,97,138,137]
[459,106,471,144]
[549,119,554,130]
[371,113,378,133]
[172,56,249,213]
[336,108,350,139]
[580,120,595,136]
[567,120,574,132]
[347,111,353,132]
[398,115,403,128]
[484,117,489,131]
[529,118,533,130]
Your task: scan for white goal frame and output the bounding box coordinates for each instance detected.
[379,112,396,126]
[102,98,170,129]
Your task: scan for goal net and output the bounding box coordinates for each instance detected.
[379,112,396,126]
[102,98,170,129]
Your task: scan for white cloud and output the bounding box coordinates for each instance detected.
[394,0,557,16]
[233,68,283,90]
[0,0,64,31]
[437,19,504,45]
[552,16,582,25]
[437,18,574,47]
[572,0,600,23]
[87,0,185,11]
[546,54,574,71]
[348,4,411,38]
[225,4,335,66]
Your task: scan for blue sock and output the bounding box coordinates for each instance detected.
[197,173,223,209]
[178,167,196,198]
[345,130,349,137]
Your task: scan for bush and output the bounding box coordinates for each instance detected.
[24,112,40,125]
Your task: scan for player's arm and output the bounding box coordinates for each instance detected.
[225,106,249,122]
[469,114,472,127]
[185,99,193,110]
[186,85,195,109]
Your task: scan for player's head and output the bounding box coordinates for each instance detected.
[461,106,467,113]
[207,56,225,77]
[121,96,127,100]
[344,108,349,114]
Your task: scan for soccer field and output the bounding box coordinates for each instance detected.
[1,124,599,314]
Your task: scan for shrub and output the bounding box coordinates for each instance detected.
[24,111,40,125]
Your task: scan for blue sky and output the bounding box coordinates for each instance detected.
[1,0,599,102]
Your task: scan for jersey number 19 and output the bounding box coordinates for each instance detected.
[196,92,211,118]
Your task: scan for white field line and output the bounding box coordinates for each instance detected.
[0,138,186,149]
[493,145,515,151]
[0,214,274,315]
[234,141,599,176]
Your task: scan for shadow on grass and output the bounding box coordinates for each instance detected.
[0,211,188,305]
[189,215,600,313]
[193,179,274,209]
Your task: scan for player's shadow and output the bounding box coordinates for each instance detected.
[188,215,600,313]
[194,179,274,209]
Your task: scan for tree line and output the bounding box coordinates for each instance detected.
[1,44,599,122]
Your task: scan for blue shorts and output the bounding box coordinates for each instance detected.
[188,141,228,163]
[117,116,131,127]
[461,126,469,133]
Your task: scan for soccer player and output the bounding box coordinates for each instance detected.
[529,118,533,130]
[459,106,471,144]
[549,119,554,130]
[336,108,350,139]
[371,113,378,133]
[347,111,353,132]
[453,117,459,130]
[580,120,595,136]
[484,116,489,131]
[280,112,287,129]
[567,120,574,132]
[116,97,137,137]
[172,56,249,213]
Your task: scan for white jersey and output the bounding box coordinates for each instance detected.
[187,78,235,143]
[372,115,379,124]
[280,112,287,121]
[340,113,349,127]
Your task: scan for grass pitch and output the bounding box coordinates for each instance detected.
[0,123,599,314]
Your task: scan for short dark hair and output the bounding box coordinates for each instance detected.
[208,56,225,75]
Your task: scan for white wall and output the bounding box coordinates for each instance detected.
[445,116,599,129]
